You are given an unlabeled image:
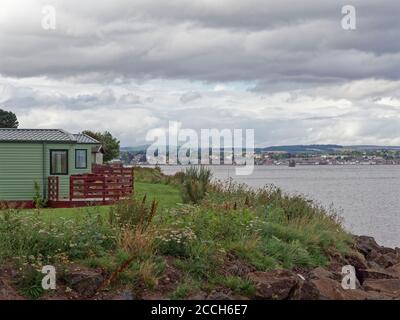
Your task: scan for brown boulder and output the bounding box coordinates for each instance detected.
[363,279,400,298]
[386,263,400,278]
[356,236,400,269]
[310,276,369,300]
[309,267,339,281]
[303,267,384,300]
[248,270,300,300]
[376,252,399,268]
[356,236,381,256]
[64,266,105,297]
[292,279,321,300]
[357,269,396,283]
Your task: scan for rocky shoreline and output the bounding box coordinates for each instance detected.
[247,236,400,300]
[1,235,399,300]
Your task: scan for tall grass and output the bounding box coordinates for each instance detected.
[101,195,159,291]
[109,195,158,231]
[134,166,184,185]
[180,166,213,204]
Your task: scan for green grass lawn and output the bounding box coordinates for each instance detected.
[135,181,182,210]
[21,181,182,221]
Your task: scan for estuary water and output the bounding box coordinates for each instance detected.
[161,165,400,248]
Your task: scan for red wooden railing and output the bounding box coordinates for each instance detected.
[69,164,133,203]
[48,176,59,201]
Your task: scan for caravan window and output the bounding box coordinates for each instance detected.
[50,150,68,175]
[75,149,87,169]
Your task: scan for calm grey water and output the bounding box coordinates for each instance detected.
[161,165,400,248]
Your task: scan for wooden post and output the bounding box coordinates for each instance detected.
[69,176,73,202]
[56,176,59,201]
[102,175,106,203]
[48,177,51,200]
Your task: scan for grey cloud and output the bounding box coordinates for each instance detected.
[119,93,142,105]
[1,0,400,84]
[180,91,201,103]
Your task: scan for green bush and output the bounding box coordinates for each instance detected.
[156,226,197,257]
[134,166,183,186]
[180,166,212,204]
[17,265,45,299]
[108,195,158,231]
[33,181,47,209]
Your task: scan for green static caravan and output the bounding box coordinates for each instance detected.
[0,129,103,203]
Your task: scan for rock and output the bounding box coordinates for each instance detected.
[207,292,233,300]
[309,267,334,279]
[375,252,399,268]
[356,236,381,256]
[363,279,400,298]
[367,261,387,272]
[64,266,105,297]
[356,236,400,269]
[300,266,376,300]
[112,290,136,300]
[292,279,321,300]
[345,252,369,272]
[386,263,400,278]
[308,268,348,299]
[357,269,396,283]
[248,270,300,300]
[187,292,208,300]
[311,276,369,300]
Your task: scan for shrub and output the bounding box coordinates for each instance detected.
[109,195,158,231]
[156,226,197,257]
[170,278,199,299]
[17,264,45,299]
[117,227,155,259]
[215,275,256,296]
[134,166,183,186]
[180,166,212,204]
[33,181,47,209]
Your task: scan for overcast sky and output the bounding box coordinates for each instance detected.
[1,0,400,146]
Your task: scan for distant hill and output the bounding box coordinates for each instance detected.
[259,144,343,153]
[121,145,149,152]
[121,144,400,154]
[345,145,400,151]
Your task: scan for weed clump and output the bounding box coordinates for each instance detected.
[180,166,212,204]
